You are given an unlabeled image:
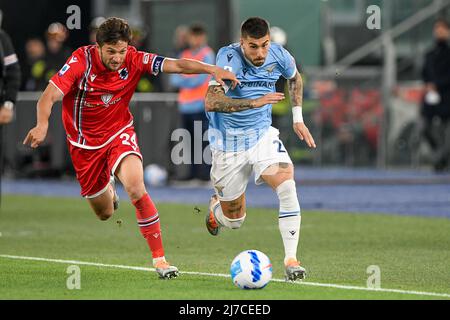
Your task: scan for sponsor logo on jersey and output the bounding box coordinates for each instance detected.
[58,64,70,76]
[238,81,276,89]
[101,93,114,105]
[143,53,150,65]
[118,68,129,80]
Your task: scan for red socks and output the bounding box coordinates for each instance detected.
[133,193,164,259]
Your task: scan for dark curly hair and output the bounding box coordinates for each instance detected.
[96,17,132,46]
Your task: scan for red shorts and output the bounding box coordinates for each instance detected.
[68,127,143,198]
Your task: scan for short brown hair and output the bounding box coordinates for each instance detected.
[189,23,207,36]
[435,17,450,29]
[241,17,270,39]
[96,17,132,46]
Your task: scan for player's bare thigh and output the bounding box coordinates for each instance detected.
[219,193,247,219]
[261,162,294,190]
[86,155,145,220]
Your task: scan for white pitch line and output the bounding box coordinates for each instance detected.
[1,254,449,299]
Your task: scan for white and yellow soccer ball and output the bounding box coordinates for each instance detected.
[144,164,168,187]
[230,250,272,289]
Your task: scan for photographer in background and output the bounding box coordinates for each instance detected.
[0,10,21,205]
[0,12,20,125]
[421,18,450,172]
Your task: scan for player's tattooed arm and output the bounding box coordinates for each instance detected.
[287,71,303,107]
[205,85,285,113]
[288,71,317,148]
[205,85,254,113]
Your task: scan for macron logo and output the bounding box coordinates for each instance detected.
[69,56,78,64]
[90,74,97,82]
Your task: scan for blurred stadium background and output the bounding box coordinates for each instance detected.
[0,0,449,214]
[0,0,449,300]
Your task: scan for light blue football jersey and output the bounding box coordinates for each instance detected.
[207,42,297,152]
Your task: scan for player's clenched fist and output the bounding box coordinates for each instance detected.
[23,124,48,148]
[211,66,240,89]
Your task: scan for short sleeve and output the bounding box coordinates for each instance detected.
[280,47,298,80]
[215,47,240,74]
[209,47,240,91]
[135,50,166,76]
[49,50,85,96]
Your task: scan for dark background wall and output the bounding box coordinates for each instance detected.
[0,0,92,68]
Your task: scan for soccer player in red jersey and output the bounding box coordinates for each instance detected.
[23,17,239,279]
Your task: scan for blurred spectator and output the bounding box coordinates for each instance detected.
[89,16,106,44]
[421,18,450,172]
[169,23,214,181]
[313,85,381,166]
[131,24,163,92]
[0,26,21,125]
[44,22,72,83]
[172,25,190,57]
[22,38,47,91]
[163,25,190,92]
[0,22,21,183]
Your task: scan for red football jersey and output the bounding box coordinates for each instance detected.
[50,45,165,149]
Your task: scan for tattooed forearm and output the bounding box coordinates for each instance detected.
[205,85,254,113]
[288,71,303,106]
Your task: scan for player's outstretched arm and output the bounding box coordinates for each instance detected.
[288,71,316,148]
[205,85,285,113]
[23,83,63,148]
[163,58,240,89]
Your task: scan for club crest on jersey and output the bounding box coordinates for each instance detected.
[265,64,276,76]
[101,93,114,105]
[118,68,129,80]
[58,64,70,76]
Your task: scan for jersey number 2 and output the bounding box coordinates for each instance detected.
[273,140,286,153]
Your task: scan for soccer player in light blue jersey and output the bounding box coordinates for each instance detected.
[204,17,316,281]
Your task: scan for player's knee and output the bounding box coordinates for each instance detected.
[223,213,246,229]
[96,209,113,221]
[276,180,300,212]
[124,183,146,201]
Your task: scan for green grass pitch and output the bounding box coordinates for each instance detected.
[0,195,449,300]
